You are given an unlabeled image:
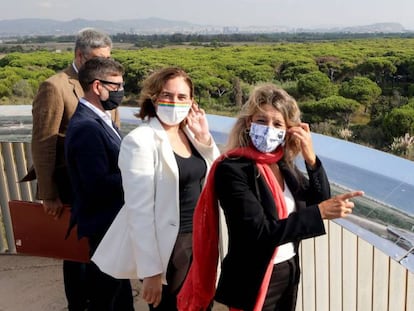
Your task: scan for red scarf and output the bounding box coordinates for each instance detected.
[177,146,287,311]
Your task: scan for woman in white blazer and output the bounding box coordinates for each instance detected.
[92,67,220,311]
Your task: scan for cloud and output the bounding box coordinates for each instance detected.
[34,0,72,19]
[2,0,414,29]
[38,1,53,8]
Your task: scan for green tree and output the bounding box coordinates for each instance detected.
[315,55,343,82]
[0,83,12,98]
[301,95,360,127]
[277,58,319,81]
[297,71,336,100]
[370,91,408,122]
[356,57,397,87]
[122,62,150,94]
[400,57,414,81]
[12,79,34,98]
[232,77,243,107]
[339,76,381,113]
[383,104,414,139]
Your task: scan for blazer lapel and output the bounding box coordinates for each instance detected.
[65,65,83,100]
[254,164,279,220]
[112,120,122,138]
[279,161,306,211]
[279,161,300,195]
[97,118,122,146]
[80,104,121,146]
[149,118,179,179]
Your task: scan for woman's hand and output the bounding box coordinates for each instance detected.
[186,101,211,145]
[142,274,163,308]
[288,122,316,167]
[318,191,364,220]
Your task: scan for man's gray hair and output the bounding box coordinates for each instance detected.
[75,28,112,56]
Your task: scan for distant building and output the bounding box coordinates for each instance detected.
[223,26,239,34]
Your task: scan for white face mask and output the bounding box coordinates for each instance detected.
[249,122,286,153]
[156,101,191,126]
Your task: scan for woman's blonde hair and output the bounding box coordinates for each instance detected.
[225,83,302,165]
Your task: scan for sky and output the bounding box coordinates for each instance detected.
[2,0,414,30]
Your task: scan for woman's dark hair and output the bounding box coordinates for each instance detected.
[137,67,194,120]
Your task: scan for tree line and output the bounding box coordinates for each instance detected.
[1,36,414,159]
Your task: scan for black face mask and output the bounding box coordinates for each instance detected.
[100,89,124,110]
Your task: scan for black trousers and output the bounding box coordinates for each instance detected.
[59,181,90,311]
[262,256,299,311]
[148,285,214,311]
[63,260,89,311]
[87,235,135,311]
[148,233,213,311]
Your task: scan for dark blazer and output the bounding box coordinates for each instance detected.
[214,156,330,310]
[65,103,123,240]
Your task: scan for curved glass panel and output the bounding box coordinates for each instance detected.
[202,112,414,272]
[1,106,413,272]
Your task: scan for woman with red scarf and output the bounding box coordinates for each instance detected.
[177,84,363,311]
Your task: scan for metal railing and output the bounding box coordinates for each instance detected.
[1,141,413,310]
[0,138,413,310]
[0,141,36,253]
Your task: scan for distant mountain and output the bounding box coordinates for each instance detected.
[0,18,410,38]
[304,22,408,33]
[0,17,213,37]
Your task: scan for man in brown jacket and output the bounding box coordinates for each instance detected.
[29,28,119,311]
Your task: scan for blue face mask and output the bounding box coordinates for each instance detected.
[249,123,286,153]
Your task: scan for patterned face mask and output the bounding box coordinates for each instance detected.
[156,101,191,126]
[249,122,286,153]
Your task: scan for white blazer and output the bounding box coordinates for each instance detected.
[92,117,220,284]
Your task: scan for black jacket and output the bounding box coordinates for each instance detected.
[214,156,330,310]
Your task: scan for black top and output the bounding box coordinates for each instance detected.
[174,143,207,233]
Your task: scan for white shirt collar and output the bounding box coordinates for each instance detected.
[79,98,121,139]
[79,98,110,120]
[72,61,79,74]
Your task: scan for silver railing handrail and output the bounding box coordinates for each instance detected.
[0,106,413,310]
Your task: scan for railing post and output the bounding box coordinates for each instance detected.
[0,142,13,252]
[0,141,33,254]
[13,142,33,201]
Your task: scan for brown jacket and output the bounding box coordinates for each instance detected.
[28,64,120,200]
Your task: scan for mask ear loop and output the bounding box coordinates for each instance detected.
[277,128,287,147]
[245,117,253,134]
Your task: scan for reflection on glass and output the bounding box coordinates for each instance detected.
[1,106,413,271]
[205,112,414,271]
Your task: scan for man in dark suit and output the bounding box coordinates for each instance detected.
[65,57,134,310]
[27,28,118,311]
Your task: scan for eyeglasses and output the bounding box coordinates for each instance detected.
[90,79,125,91]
